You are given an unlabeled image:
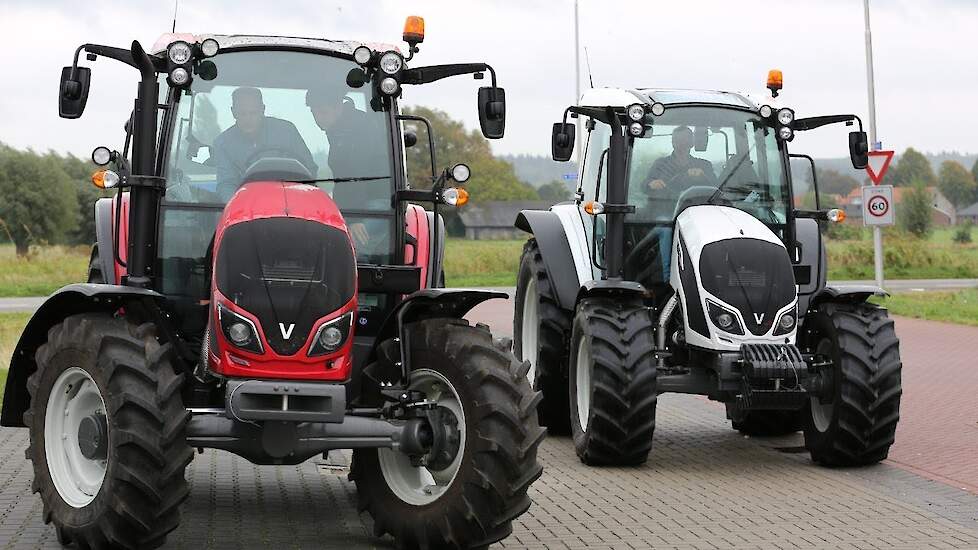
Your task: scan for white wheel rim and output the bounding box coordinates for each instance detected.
[520,277,539,386]
[378,369,466,506]
[811,339,834,433]
[44,367,108,508]
[576,338,593,432]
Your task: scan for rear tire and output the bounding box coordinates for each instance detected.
[353,319,545,549]
[801,302,902,466]
[726,403,802,436]
[25,314,192,549]
[514,239,573,435]
[569,297,657,466]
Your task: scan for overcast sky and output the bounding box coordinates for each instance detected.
[1,0,975,161]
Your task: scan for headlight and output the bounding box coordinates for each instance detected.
[309,312,353,356]
[169,67,191,86]
[379,51,403,75]
[650,102,665,116]
[167,41,193,64]
[200,38,220,58]
[777,108,794,126]
[379,77,400,95]
[626,104,645,122]
[353,45,373,66]
[628,122,644,137]
[219,305,263,354]
[91,146,112,166]
[707,301,744,335]
[778,126,794,141]
[773,306,798,336]
[451,163,471,183]
[759,105,773,118]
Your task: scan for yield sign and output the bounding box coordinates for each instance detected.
[866,150,895,184]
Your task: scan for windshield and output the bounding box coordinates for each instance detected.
[163,50,393,209]
[627,106,787,226]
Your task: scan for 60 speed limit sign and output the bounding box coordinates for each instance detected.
[862,185,894,226]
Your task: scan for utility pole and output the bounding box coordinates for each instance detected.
[574,0,583,173]
[864,0,884,288]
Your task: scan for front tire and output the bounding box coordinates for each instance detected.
[353,319,545,549]
[801,302,902,466]
[569,298,657,466]
[25,314,193,549]
[514,239,573,435]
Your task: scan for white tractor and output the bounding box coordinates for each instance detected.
[514,76,901,467]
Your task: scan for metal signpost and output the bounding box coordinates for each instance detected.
[863,0,885,288]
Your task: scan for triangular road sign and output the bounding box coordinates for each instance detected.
[866,150,894,184]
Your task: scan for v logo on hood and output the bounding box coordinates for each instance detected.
[753,313,765,324]
[279,323,295,339]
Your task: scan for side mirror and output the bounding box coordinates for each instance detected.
[59,66,91,119]
[478,86,506,139]
[849,131,869,169]
[403,129,418,148]
[552,123,575,162]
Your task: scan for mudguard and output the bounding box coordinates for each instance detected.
[515,210,579,310]
[577,280,648,303]
[811,284,888,309]
[365,288,507,366]
[0,283,164,428]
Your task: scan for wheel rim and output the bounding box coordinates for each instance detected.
[44,367,108,508]
[520,277,539,385]
[576,337,593,432]
[810,339,835,433]
[378,369,466,506]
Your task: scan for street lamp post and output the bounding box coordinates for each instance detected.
[574,0,583,172]
[863,0,884,288]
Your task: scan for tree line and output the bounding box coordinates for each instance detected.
[0,143,108,256]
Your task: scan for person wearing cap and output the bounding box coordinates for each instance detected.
[211,87,317,199]
[306,85,391,256]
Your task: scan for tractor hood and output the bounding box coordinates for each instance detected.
[213,182,356,356]
[671,205,797,351]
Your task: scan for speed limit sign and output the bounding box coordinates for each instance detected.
[862,185,894,226]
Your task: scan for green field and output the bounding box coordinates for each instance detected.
[0,244,89,297]
[873,289,978,327]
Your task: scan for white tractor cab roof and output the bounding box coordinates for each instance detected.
[578,87,766,111]
[151,32,401,58]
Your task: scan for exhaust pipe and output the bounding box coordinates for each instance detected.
[656,294,678,369]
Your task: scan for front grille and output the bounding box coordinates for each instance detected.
[729,268,766,288]
[261,262,319,282]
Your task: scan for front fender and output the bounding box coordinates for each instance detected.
[515,209,580,310]
[811,284,888,310]
[1,284,164,428]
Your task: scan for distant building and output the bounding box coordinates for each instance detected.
[958,202,978,225]
[840,186,956,226]
[458,200,555,239]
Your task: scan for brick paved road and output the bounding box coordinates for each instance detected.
[2,297,977,548]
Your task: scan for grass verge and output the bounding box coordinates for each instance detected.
[872,289,978,327]
[0,312,31,408]
[0,244,89,297]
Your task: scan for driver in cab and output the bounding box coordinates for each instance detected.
[645,125,717,193]
[211,87,317,200]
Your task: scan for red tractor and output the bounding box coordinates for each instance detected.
[1,18,543,550]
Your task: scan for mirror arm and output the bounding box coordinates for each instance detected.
[396,114,436,184]
[793,114,864,132]
[401,63,493,86]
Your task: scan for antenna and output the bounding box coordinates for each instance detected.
[171,0,179,33]
[583,46,595,88]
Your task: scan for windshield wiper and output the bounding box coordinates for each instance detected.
[289,176,390,184]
